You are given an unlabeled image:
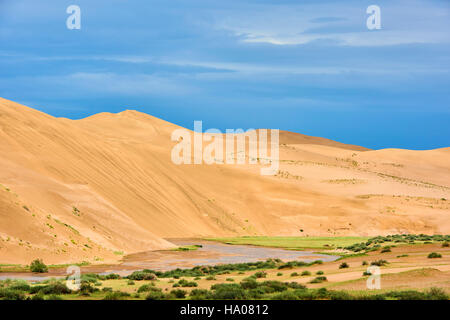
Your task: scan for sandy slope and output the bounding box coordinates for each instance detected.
[0,98,449,264]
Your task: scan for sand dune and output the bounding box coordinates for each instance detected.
[0,97,449,264]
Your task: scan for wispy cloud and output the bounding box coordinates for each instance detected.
[216,0,450,46]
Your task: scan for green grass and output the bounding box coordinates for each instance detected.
[207,236,370,250]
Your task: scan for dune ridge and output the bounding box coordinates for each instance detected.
[0,97,449,264]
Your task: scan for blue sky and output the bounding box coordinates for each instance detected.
[1,0,449,149]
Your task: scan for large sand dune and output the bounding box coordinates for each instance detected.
[0,97,449,264]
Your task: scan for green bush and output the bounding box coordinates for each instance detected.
[240,278,258,290]
[309,276,327,284]
[316,271,324,275]
[189,289,209,298]
[30,281,71,295]
[259,281,288,292]
[386,290,426,300]
[371,259,388,266]
[79,281,98,294]
[138,284,161,293]
[339,262,349,269]
[426,287,448,300]
[276,272,283,276]
[30,259,48,273]
[103,291,131,300]
[286,282,306,289]
[301,271,311,276]
[127,271,156,281]
[271,291,298,300]
[442,242,449,247]
[146,291,166,300]
[254,271,267,278]
[210,284,247,300]
[328,290,353,300]
[290,272,299,277]
[7,280,30,292]
[427,252,442,259]
[170,289,187,299]
[0,288,26,300]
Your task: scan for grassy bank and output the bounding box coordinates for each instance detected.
[207,235,450,253]
[206,236,370,250]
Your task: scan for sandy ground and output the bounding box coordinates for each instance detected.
[0,97,449,265]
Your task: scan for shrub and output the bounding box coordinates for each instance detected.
[0,288,26,300]
[190,289,209,297]
[31,293,45,300]
[146,291,166,300]
[309,276,327,284]
[127,280,135,285]
[104,291,130,300]
[30,281,71,295]
[170,289,187,299]
[30,259,48,273]
[102,287,113,292]
[316,271,324,275]
[386,290,426,300]
[240,278,258,290]
[79,281,98,294]
[211,284,246,300]
[254,271,267,278]
[138,284,161,293]
[371,259,388,266]
[428,252,442,259]
[339,262,349,269]
[206,276,216,281]
[127,271,156,281]
[426,287,448,300]
[7,280,31,292]
[363,271,372,276]
[105,273,121,280]
[259,281,288,292]
[381,247,391,253]
[80,273,99,283]
[290,272,299,277]
[175,279,198,287]
[442,242,449,248]
[276,272,283,276]
[301,271,311,276]
[271,291,298,300]
[286,282,306,289]
[328,290,353,300]
[226,278,234,282]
